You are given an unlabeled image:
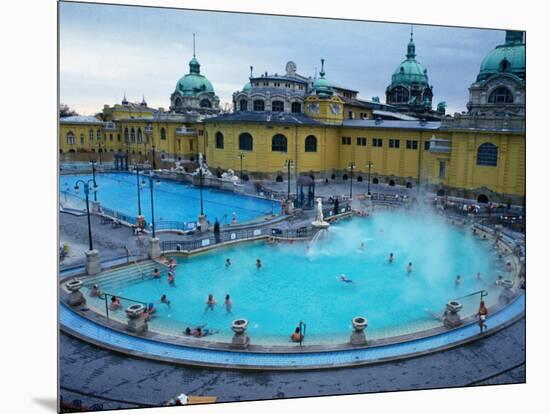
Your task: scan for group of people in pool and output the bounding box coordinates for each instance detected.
[183,325,218,338]
[225,258,263,269]
[204,293,233,315]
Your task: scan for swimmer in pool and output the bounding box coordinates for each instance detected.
[256,259,262,269]
[160,294,171,305]
[406,262,413,274]
[455,275,462,286]
[339,274,353,284]
[388,253,394,263]
[168,272,175,285]
[476,272,482,280]
[224,294,233,314]
[152,268,161,279]
[204,294,216,313]
[225,258,231,268]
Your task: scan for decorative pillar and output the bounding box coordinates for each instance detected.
[350,316,368,346]
[125,304,148,333]
[230,319,250,349]
[65,279,86,307]
[85,249,101,275]
[148,237,161,259]
[443,300,463,328]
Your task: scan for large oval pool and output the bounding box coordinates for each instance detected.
[88,212,508,345]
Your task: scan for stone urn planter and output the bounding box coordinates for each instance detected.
[350,316,368,346]
[231,319,249,334]
[443,301,463,328]
[126,303,148,334]
[499,279,516,304]
[352,316,368,332]
[65,279,85,307]
[231,319,250,349]
[65,279,83,292]
[125,304,146,319]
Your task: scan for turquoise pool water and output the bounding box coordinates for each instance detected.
[89,212,508,344]
[60,172,278,225]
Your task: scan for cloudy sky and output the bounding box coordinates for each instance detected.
[60,2,508,115]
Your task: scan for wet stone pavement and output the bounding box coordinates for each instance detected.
[59,317,525,410]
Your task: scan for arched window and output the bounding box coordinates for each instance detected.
[130,128,135,143]
[66,131,75,145]
[389,180,396,187]
[137,128,142,143]
[160,128,166,140]
[391,86,409,103]
[239,100,248,111]
[239,133,253,151]
[477,143,498,166]
[89,129,94,142]
[272,100,284,112]
[271,134,287,152]
[477,194,489,204]
[215,131,224,149]
[305,135,317,152]
[200,99,212,108]
[291,102,301,113]
[124,128,129,143]
[96,129,101,140]
[253,100,265,111]
[488,87,513,104]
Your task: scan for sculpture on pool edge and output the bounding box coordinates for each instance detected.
[312,198,330,229]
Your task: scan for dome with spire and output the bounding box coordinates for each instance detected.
[390,31,429,86]
[311,59,333,97]
[477,31,525,82]
[174,34,215,97]
[175,56,215,96]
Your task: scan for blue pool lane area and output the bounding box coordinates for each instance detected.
[60,293,525,370]
[60,172,279,225]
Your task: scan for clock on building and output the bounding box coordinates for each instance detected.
[307,102,320,114]
[330,103,341,114]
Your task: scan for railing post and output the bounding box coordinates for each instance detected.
[104,294,109,321]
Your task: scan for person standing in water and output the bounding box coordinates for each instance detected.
[455,275,462,286]
[205,294,216,313]
[225,258,231,268]
[224,294,233,315]
[256,259,262,269]
[388,253,394,263]
[406,262,413,274]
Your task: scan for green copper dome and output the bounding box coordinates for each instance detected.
[477,31,525,81]
[390,33,429,86]
[174,56,215,96]
[242,82,252,92]
[311,59,333,97]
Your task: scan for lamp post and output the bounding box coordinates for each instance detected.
[90,159,98,202]
[151,145,157,170]
[74,178,101,274]
[348,162,355,199]
[97,141,103,165]
[284,159,294,201]
[366,161,373,195]
[141,172,160,239]
[135,163,142,216]
[74,179,98,251]
[197,166,209,232]
[238,153,245,180]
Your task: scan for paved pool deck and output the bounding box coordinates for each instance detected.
[59,316,525,410]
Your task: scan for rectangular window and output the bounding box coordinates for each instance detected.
[89,130,94,142]
[406,140,418,149]
[198,130,204,136]
[373,138,383,147]
[341,136,351,145]
[348,111,354,120]
[389,139,400,148]
[439,160,446,178]
[424,140,431,150]
[110,134,113,142]
[356,137,367,146]
[190,141,194,151]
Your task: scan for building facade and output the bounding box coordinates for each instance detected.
[60,31,525,203]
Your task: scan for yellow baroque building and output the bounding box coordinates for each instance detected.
[60,31,525,204]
